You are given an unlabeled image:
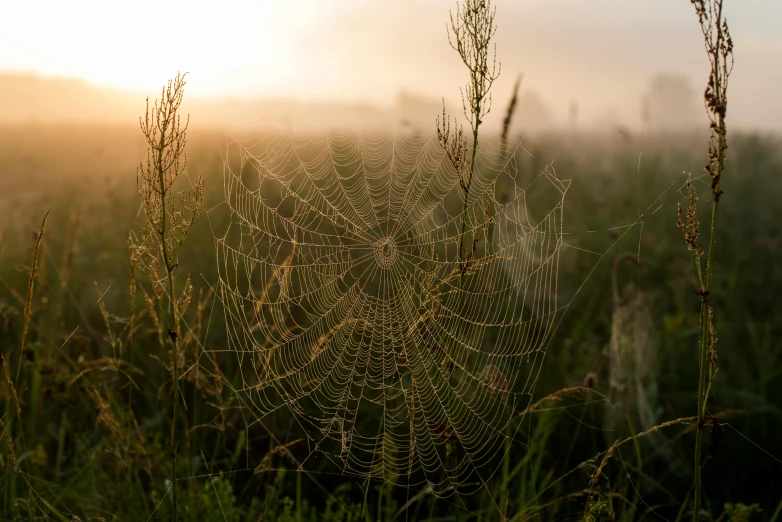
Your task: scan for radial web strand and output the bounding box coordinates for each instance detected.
[215,130,568,497]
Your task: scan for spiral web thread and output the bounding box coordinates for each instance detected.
[215,130,568,498]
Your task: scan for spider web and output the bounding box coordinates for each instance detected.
[215,129,567,498]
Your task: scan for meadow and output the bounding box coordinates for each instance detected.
[1,118,781,521]
[1,1,780,520]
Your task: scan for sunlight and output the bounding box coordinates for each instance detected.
[1,1,781,519]
[0,0,319,96]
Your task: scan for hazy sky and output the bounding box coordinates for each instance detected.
[2,0,780,129]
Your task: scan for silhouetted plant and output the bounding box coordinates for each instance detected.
[130,72,203,521]
[683,1,733,519]
[437,0,500,268]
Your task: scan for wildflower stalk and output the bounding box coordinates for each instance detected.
[438,0,500,270]
[162,148,181,522]
[131,72,203,521]
[436,3,500,519]
[15,210,50,383]
[499,74,522,162]
[683,1,733,519]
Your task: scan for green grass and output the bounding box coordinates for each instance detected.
[1,124,780,521]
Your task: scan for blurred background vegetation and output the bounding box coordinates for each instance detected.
[1,121,780,520]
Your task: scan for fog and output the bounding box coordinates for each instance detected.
[1,0,779,132]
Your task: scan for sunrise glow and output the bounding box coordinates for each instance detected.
[0,1,321,97]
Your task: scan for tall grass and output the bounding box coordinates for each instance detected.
[131,72,204,521]
[2,1,781,520]
[1,126,780,521]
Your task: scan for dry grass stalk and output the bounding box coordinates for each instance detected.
[499,74,522,161]
[447,0,501,136]
[438,0,500,268]
[2,354,21,421]
[518,386,611,419]
[436,104,469,190]
[586,415,699,517]
[254,438,303,475]
[140,287,164,347]
[255,229,297,314]
[704,306,719,401]
[677,173,703,261]
[192,287,212,344]
[129,72,203,521]
[34,227,49,298]
[94,282,118,352]
[20,210,50,361]
[0,418,19,471]
[686,1,733,518]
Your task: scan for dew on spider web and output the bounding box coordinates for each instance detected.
[214,130,567,498]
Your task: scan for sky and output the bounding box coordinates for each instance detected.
[1,0,780,130]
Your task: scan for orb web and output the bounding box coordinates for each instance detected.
[215,130,567,498]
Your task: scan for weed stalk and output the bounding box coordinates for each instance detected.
[131,72,203,521]
[436,4,501,518]
[683,1,733,519]
[438,0,500,270]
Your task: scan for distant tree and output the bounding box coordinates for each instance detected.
[569,99,579,131]
[643,73,701,130]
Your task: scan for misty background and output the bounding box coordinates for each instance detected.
[1,0,780,133]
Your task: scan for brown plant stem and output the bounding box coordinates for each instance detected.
[16,210,50,382]
[133,72,201,521]
[689,0,731,518]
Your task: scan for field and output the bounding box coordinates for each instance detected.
[0,119,780,521]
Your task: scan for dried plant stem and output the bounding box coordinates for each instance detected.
[439,0,500,270]
[686,1,733,519]
[499,74,522,162]
[15,210,50,383]
[3,210,49,518]
[584,415,698,520]
[152,102,182,490]
[132,72,202,521]
[437,5,500,517]
[159,147,181,522]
